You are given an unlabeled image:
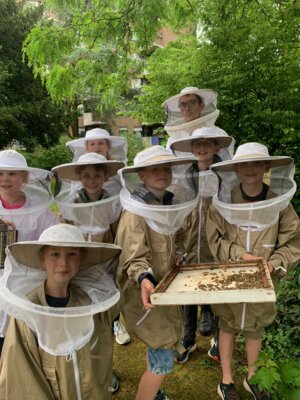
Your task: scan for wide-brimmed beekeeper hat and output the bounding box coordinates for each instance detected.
[8,223,122,269]
[52,153,124,181]
[121,145,197,174]
[170,126,233,153]
[163,87,217,111]
[66,128,127,148]
[210,142,292,172]
[0,149,50,176]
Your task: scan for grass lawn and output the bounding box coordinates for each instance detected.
[113,328,253,400]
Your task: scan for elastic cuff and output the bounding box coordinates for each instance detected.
[138,273,158,287]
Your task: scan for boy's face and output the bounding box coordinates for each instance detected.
[0,170,28,197]
[235,161,270,185]
[41,246,81,287]
[85,139,110,157]
[191,139,220,164]
[139,165,172,193]
[178,94,204,122]
[79,166,107,197]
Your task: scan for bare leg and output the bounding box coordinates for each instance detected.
[246,337,261,379]
[219,329,234,384]
[135,371,165,400]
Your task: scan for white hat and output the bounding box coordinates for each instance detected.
[52,153,124,181]
[0,149,49,175]
[170,126,233,152]
[9,224,122,269]
[211,142,292,172]
[66,128,127,149]
[121,145,197,173]
[163,87,218,112]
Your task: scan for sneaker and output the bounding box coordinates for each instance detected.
[113,320,131,345]
[243,378,271,400]
[174,338,197,364]
[155,389,170,400]
[208,337,221,362]
[109,372,119,393]
[217,382,241,400]
[199,306,214,336]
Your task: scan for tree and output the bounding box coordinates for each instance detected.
[0,0,70,151]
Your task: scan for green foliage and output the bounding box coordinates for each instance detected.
[251,265,300,399]
[21,136,72,170]
[0,0,71,150]
[120,132,145,166]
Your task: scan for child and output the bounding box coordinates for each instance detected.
[66,127,127,163]
[0,149,58,354]
[206,143,300,400]
[115,145,199,400]
[170,126,234,363]
[0,224,122,399]
[52,152,124,244]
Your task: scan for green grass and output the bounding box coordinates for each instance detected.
[113,330,253,400]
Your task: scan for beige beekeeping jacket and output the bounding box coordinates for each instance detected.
[115,210,183,349]
[178,196,214,264]
[0,283,117,400]
[206,188,300,276]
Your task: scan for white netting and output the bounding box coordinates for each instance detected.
[119,161,199,235]
[0,248,120,355]
[212,162,296,230]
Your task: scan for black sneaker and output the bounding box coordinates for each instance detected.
[243,378,271,400]
[174,338,197,364]
[217,382,241,400]
[199,305,214,336]
[155,389,170,400]
[208,337,221,362]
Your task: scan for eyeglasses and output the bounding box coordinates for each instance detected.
[178,99,200,110]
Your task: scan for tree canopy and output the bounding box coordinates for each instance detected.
[0,0,70,151]
[22,0,299,184]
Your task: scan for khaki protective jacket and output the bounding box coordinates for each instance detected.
[177,196,214,264]
[115,210,183,349]
[206,189,300,276]
[0,283,118,400]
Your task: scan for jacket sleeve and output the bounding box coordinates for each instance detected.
[115,211,153,284]
[0,318,56,400]
[269,204,300,274]
[206,204,246,262]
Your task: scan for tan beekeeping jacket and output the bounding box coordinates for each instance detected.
[206,188,300,275]
[115,210,183,349]
[0,283,118,400]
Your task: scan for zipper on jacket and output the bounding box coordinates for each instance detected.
[197,197,203,263]
[66,350,82,400]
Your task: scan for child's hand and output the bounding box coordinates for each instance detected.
[241,253,263,262]
[140,279,155,310]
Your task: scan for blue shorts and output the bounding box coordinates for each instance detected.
[147,348,175,375]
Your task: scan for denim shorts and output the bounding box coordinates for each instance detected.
[147,348,175,375]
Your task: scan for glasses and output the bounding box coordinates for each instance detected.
[178,99,200,110]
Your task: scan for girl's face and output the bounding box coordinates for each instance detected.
[139,165,172,193]
[41,246,81,287]
[0,170,27,197]
[85,139,110,157]
[79,166,107,197]
[235,161,270,185]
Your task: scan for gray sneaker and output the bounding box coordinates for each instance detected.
[109,372,119,393]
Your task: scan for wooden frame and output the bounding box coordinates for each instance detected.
[151,260,275,305]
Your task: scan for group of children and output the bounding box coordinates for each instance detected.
[0,91,299,400]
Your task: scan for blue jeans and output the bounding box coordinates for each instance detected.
[147,348,175,375]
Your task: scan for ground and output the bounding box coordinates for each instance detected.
[113,327,253,400]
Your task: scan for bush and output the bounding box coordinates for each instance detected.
[251,264,300,399]
[21,136,72,170]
